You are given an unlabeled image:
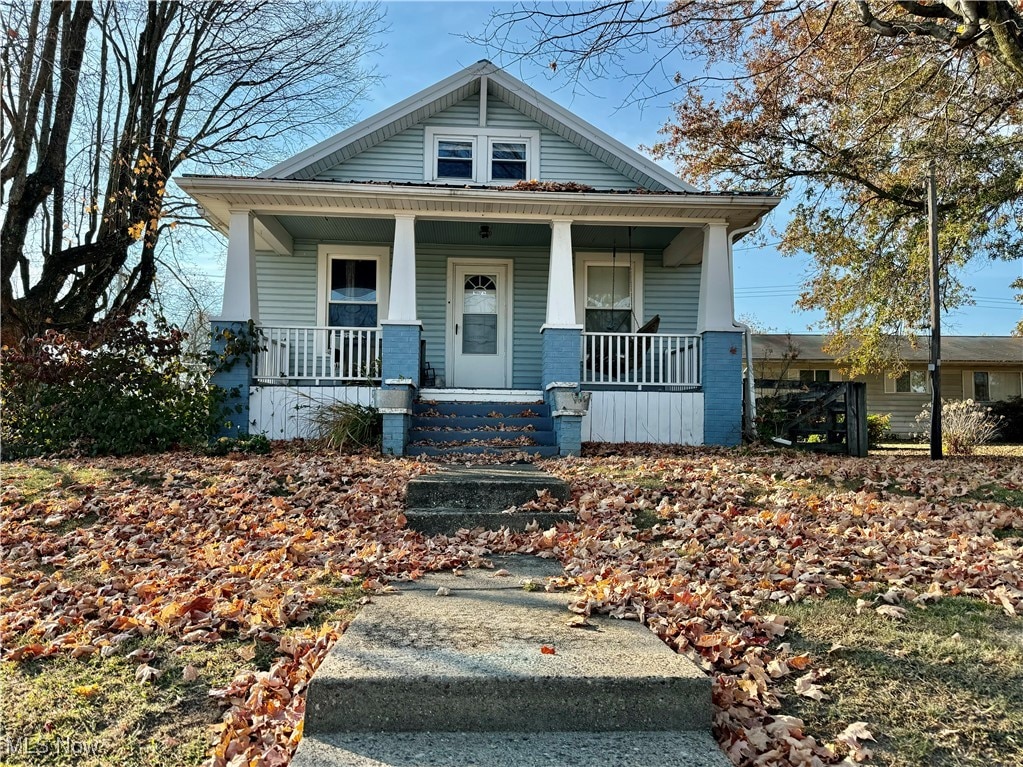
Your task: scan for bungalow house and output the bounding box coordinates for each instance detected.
[179,60,780,456]
[752,334,1023,437]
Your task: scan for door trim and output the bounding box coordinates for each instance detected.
[445,257,514,388]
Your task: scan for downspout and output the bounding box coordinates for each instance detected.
[727,218,765,442]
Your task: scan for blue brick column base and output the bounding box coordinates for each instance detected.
[381,323,422,389]
[554,413,583,457]
[381,412,409,456]
[541,326,583,405]
[702,330,744,446]
[210,320,254,438]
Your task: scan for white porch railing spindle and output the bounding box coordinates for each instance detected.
[581,332,701,388]
[253,326,382,384]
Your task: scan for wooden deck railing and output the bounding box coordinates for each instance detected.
[253,326,381,383]
[581,332,701,388]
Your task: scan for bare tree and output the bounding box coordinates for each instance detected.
[1,1,383,346]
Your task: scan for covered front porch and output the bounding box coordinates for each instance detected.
[186,178,776,453]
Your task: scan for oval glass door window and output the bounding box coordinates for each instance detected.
[462,275,498,355]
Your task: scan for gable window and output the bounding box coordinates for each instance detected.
[490,140,527,180]
[885,370,929,394]
[317,246,390,328]
[967,370,1022,401]
[436,139,474,180]
[425,127,539,183]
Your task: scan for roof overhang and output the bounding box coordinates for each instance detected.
[177,176,781,239]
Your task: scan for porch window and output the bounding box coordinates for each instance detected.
[968,370,1022,401]
[436,139,474,180]
[490,140,527,180]
[585,264,633,332]
[328,258,378,327]
[885,370,929,394]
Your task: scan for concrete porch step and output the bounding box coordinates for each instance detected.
[404,464,571,512]
[413,402,550,418]
[292,731,732,766]
[412,416,550,430]
[300,557,714,736]
[404,506,574,534]
[406,445,560,458]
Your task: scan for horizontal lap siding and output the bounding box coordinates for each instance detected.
[416,250,448,383]
[318,128,425,182]
[643,254,700,333]
[256,243,317,324]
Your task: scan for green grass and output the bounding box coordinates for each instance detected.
[1,464,114,504]
[777,593,1023,767]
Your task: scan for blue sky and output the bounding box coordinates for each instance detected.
[205,0,1023,336]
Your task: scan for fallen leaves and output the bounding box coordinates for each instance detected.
[540,644,557,655]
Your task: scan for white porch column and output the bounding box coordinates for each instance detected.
[388,214,417,321]
[545,218,577,326]
[219,210,258,321]
[696,222,734,332]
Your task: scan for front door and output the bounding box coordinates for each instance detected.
[449,260,511,388]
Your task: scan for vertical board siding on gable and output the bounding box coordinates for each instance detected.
[643,254,700,333]
[416,245,548,390]
[255,243,318,325]
[486,96,640,189]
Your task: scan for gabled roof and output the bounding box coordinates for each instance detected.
[753,334,1023,365]
[260,60,695,193]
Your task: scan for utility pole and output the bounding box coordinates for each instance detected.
[927,159,943,460]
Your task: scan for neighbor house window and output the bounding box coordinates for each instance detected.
[885,370,929,394]
[798,369,831,384]
[969,371,1022,401]
[436,139,475,180]
[490,140,527,180]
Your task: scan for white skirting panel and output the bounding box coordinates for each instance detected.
[581,391,704,445]
[249,385,376,440]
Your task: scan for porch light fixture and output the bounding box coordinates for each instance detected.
[479,224,491,239]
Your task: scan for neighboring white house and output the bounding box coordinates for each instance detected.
[179,60,781,455]
[752,334,1023,437]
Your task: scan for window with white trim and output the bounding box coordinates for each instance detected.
[317,246,389,328]
[798,369,832,384]
[885,370,929,394]
[965,370,1022,401]
[425,127,539,184]
[574,252,644,332]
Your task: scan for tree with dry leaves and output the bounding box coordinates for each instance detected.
[477,1,1023,369]
[1,1,382,347]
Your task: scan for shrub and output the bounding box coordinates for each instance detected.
[867,413,891,447]
[1,316,216,457]
[914,399,1002,455]
[307,402,381,452]
[988,396,1023,443]
[205,434,272,456]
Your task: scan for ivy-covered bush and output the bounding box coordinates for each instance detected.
[1,316,218,457]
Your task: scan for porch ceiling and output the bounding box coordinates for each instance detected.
[273,215,682,250]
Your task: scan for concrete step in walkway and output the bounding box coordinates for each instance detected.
[292,557,729,767]
[404,464,573,534]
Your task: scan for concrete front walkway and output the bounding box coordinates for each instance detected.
[292,556,730,767]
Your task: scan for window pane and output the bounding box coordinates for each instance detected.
[463,275,497,315]
[491,142,527,180]
[438,140,473,179]
[974,371,990,401]
[989,372,1021,400]
[330,259,376,302]
[895,374,910,393]
[462,315,497,354]
[909,370,928,393]
[815,370,830,383]
[585,309,631,333]
[586,266,632,309]
[328,303,377,328]
[799,370,814,385]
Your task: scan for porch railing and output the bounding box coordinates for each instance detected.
[253,326,381,383]
[581,332,701,388]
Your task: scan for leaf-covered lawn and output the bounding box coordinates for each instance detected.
[2,447,1021,767]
